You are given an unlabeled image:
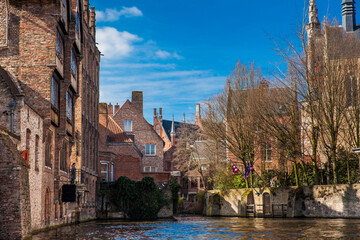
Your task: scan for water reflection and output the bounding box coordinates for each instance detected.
[31,216,360,239]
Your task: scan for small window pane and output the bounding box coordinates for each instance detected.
[66,91,73,121]
[145,144,156,155]
[51,77,59,110]
[124,120,132,132]
[71,49,77,77]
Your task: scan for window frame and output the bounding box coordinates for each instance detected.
[66,90,74,123]
[60,141,68,172]
[145,144,156,156]
[264,143,272,162]
[51,75,59,111]
[124,120,132,132]
[100,162,109,182]
[71,48,77,78]
[56,28,64,62]
[45,131,53,168]
[144,166,156,173]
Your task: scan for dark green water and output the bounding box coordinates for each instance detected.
[31,216,360,239]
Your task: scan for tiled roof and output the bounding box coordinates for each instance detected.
[107,116,132,143]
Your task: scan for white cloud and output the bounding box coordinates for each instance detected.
[96,7,143,22]
[96,27,142,59]
[101,63,177,70]
[155,50,183,60]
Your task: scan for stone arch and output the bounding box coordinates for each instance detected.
[0,0,8,47]
[263,192,271,215]
[247,191,254,205]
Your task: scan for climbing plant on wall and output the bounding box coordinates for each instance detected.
[110,176,168,220]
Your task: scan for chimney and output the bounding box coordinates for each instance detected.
[195,104,201,125]
[183,113,186,123]
[153,108,157,123]
[342,0,356,32]
[132,91,143,115]
[114,102,120,115]
[159,107,163,123]
[90,7,96,37]
[99,103,109,127]
[108,103,113,116]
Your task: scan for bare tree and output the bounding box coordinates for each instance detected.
[202,62,263,188]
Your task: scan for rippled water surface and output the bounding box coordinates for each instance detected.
[32,216,360,239]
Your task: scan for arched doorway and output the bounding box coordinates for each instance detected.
[45,188,51,225]
[263,192,271,216]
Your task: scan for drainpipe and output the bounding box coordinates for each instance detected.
[9,101,15,133]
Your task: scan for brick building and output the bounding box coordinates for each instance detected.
[0,0,100,233]
[153,104,212,200]
[98,91,170,184]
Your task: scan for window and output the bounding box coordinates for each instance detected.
[56,28,64,61]
[45,131,52,168]
[71,48,77,77]
[60,142,67,172]
[263,143,272,162]
[66,91,73,122]
[51,76,59,110]
[144,166,156,172]
[124,120,132,132]
[145,144,156,156]
[26,129,31,163]
[110,164,114,182]
[35,135,39,170]
[346,76,358,107]
[75,0,80,34]
[100,162,108,182]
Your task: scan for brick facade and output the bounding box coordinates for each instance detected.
[0,0,100,233]
[112,92,165,172]
[98,93,170,184]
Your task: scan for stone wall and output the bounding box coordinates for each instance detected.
[204,184,360,218]
[0,128,31,239]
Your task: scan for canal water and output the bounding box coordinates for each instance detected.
[32,215,360,239]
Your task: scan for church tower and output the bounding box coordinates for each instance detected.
[306,0,321,39]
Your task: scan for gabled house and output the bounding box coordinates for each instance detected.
[99,91,170,184]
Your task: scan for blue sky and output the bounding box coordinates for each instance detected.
[91,0,343,123]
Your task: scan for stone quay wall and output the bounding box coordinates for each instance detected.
[0,128,31,240]
[204,184,360,218]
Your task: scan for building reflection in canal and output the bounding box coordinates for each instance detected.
[32,215,360,239]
